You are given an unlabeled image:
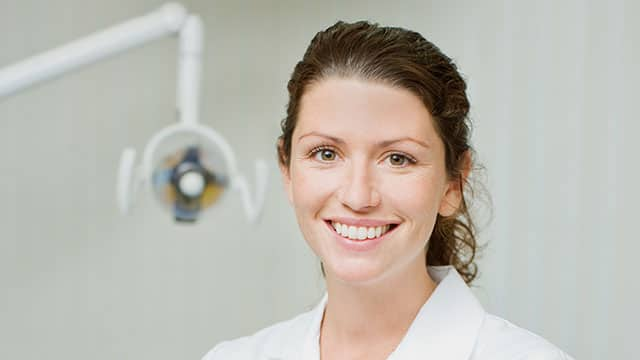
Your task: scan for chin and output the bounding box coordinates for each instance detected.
[325,259,387,285]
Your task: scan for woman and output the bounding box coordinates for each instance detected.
[203,21,574,359]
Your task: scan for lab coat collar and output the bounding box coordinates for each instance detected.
[286,266,486,360]
[389,266,486,359]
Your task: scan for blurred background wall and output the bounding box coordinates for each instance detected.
[0,0,637,359]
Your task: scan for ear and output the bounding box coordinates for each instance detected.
[277,139,294,205]
[438,150,472,217]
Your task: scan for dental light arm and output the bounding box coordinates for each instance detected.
[0,3,187,99]
[0,3,268,223]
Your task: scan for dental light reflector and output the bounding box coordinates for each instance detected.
[152,145,227,222]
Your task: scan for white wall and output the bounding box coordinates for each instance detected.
[423,1,638,359]
[0,0,636,359]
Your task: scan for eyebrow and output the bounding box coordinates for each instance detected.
[297,132,431,149]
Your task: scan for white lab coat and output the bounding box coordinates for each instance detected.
[202,266,574,359]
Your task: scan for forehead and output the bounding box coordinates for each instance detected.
[295,77,438,142]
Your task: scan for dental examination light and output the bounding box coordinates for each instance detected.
[0,3,268,223]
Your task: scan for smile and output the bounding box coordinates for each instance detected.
[328,220,398,241]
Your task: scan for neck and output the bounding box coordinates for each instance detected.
[320,260,437,356]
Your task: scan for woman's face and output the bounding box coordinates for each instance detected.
[281,77,462,285]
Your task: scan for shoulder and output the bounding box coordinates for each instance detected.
[201,308,316,360]
[471,314,575,360]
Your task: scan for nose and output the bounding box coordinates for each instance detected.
[336,159,381,211]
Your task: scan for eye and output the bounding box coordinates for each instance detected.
[312,147,338,162]
[387,153,414,167]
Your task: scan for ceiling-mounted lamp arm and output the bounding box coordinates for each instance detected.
[0,2,188,99]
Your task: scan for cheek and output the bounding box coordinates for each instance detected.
[382,172,446,223]
[289,166,341,256]
[289,165,338,216]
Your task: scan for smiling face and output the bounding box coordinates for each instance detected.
[281,77,463,285]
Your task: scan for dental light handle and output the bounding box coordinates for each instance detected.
[232,159,269,223]
[117,148,139,215]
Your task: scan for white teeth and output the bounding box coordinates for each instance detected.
[340,225,349,237]
[367,227,376,239]
[330,222,393,241]
[348,226,357,239]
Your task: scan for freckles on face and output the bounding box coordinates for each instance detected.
[283,77,453,283]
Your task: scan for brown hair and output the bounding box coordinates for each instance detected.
[277,21,481,284]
